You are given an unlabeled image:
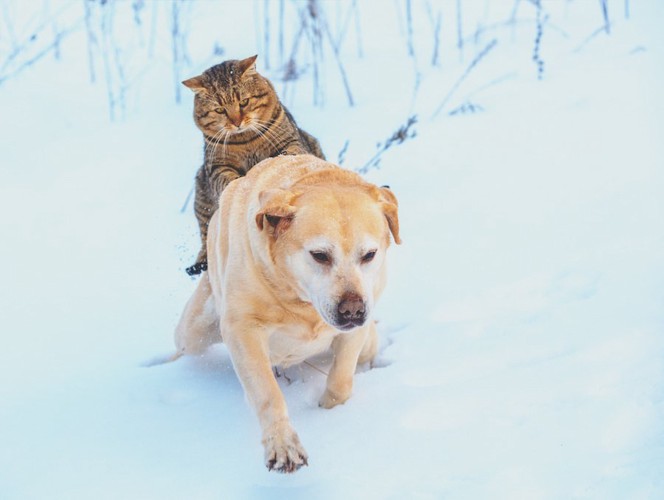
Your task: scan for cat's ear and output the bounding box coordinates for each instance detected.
[255,188,296,238]
[238,55,258,76]
[182,75,206,93]
[375,185,402,245]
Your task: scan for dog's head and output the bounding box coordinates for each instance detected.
[255,175,400,332]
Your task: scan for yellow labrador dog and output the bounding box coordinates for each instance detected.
[174,154,400,473]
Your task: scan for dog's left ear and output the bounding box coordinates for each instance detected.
[377,186,402,245]
[255,188,297,236]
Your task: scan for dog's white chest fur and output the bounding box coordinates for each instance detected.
[268,321,338,368]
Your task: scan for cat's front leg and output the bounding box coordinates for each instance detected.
[187,164,242,276]
[280,142,310,156]
[187,167,215,276]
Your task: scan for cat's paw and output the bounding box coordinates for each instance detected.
[185,261,208,276]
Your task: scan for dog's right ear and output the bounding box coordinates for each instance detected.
[375,185,402,245]
[255,189,297,236]
[182,74,206,94]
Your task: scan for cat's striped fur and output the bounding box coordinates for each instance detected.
[183,55,325,276]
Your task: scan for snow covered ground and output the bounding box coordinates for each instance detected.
[1,1,663,498]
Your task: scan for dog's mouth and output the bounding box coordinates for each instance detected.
[333,317,367,332]
[314,293,369,332]
[333,293,367,331]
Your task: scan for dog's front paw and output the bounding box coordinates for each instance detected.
[263,423,308,473]
[318,387,351,409]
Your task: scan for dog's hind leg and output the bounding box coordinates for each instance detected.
[174,272,220,356]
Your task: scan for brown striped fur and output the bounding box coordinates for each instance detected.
[183,55,325,275]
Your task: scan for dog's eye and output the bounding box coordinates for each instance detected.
[361,250,377,263]
[239,98,249,107]
[310,251,331,265]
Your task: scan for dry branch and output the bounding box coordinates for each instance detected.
[432,38,498,119]
[356,115,417,175]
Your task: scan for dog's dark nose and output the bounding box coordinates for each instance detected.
[337,293,366,324]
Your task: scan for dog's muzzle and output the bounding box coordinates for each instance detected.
[335,293,367,331]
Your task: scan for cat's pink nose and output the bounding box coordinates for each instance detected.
[228,113,242,127]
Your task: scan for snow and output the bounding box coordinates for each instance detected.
[1,1,663,498]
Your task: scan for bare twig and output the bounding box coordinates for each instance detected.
[449,101,484,116]
[573,22,613,53]
[599,0,610,34]
[425,1,442,67]
[303,360,329,377]
[171,1,182,104]
[337,140,350,165]
[509,0,522,39]
[456,0,464,61]
[333,0,362,57]
[295,0,325,106]
[170,0,192,104]
[280,21,305,103]
[148,0,158,58]
[0,1,77,82]
[432,10,441,67]
[278,0,285,65]
[100,2,119,120]
[532,0,545,80]
[84,0,97,83]
[263,0,270,69]
[281,0,354,107]
[321,18,354,107]
[356,115,417,175]
[464,71,517,101]
[48,4,62,61]
[353,0,363,58]
[432,38,498,119]
[0,22,80,85]
[180,185,195,213]
[1,1,19,51]
[132,0,144,26]
[460,17,567,45]
[405,0,414,57]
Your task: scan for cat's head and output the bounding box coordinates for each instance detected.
[182,55,278,136]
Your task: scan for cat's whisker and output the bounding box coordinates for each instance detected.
[252,121,292,148]
[205,127,226,158]
[250,118,279,128]
[209,128,228,160]
[252,120,283,146]
[221,130,230,158]
[263,130,285,154]
[214,129,227,156]
[249,124,281,153]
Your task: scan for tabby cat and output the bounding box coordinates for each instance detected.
[182,55,325,276]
